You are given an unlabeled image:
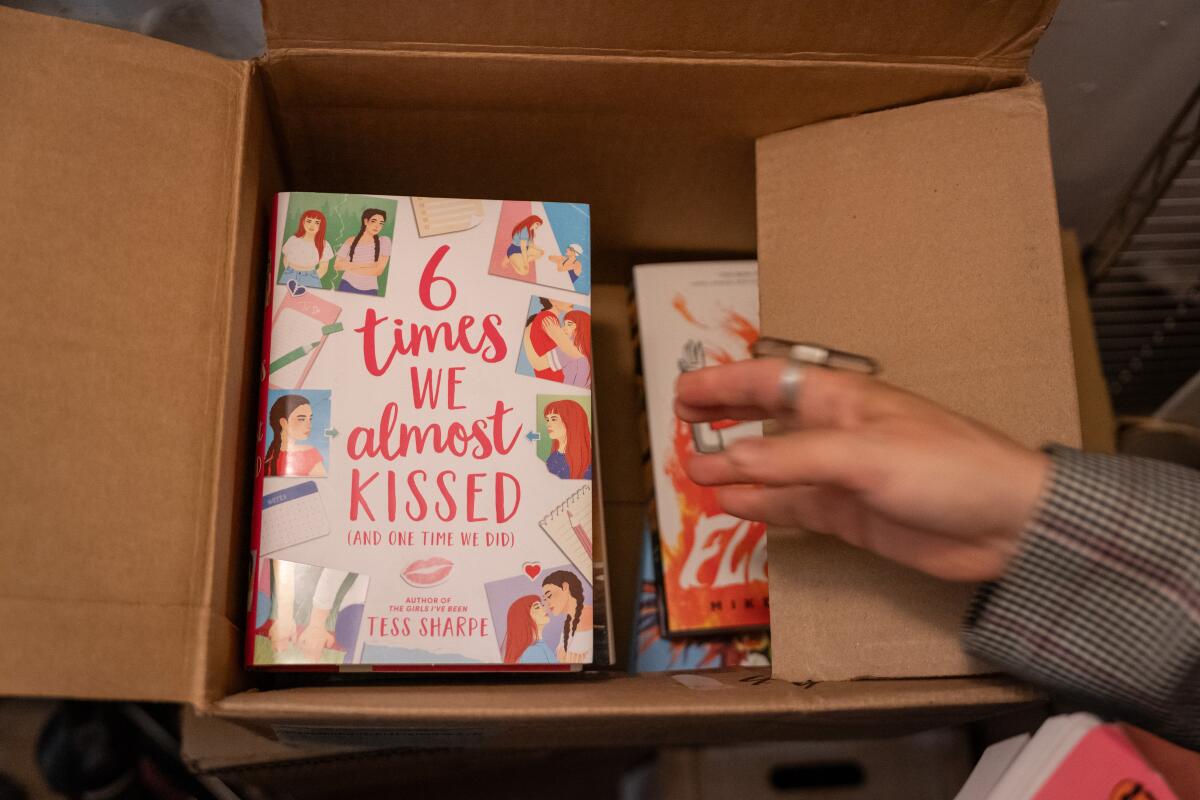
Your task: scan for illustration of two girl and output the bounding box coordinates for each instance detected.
[264,394,325,477]
[544,399,592,480]
[279,208,391,295]
[502,570,594,664]
[523,298,592,388]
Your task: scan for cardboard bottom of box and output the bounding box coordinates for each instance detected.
[197,669,1041,753]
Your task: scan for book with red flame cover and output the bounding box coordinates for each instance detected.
[633,261,770,635]
[246,192,595,670]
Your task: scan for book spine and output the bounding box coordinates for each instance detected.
[628,282,674,636]
[244,192,283,666]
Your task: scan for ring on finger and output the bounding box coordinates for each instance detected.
[777,360,807,411]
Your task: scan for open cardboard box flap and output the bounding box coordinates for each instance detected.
[757,83,1079,681]
[260,0,1054,68]
[0,7,259,704]
[2,2,1073,733]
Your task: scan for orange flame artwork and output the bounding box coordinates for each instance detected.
[657,294,770,633]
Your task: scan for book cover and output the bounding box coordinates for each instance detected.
[631,520,770,672]
[248,193,595,669]
[962,714,1179,800]
[1029,725,1177,800]
[633,261,770,635]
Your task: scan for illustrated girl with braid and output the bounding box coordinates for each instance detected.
[263,394,326,477]
[541,570,593,664]
[335,208,391,296]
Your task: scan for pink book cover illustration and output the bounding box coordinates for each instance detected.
[247,193,593,670]
[1032,725,1177,800]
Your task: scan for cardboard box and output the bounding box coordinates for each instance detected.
[1,1,1074,744]
[653,730,971,800]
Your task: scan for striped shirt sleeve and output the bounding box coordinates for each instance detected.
[962,445,1200,749]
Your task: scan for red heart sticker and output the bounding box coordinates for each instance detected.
[523,562,542,580]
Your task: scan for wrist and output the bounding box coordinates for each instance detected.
[994,447,1053,575]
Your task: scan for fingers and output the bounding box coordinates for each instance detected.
[714,484,1009,582]
[675,359,887,430]
[685,429,879,493]
[716,484,850,532]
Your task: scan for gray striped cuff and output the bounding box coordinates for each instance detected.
[962,445,1200,748]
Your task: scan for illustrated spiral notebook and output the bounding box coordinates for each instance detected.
[633,261,769,635]
[248,192,595,670]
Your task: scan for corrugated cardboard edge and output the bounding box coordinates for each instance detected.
[189,61,262,710]
[1061,230,1117,453]
[260,0,1058,71]
[208,669,1042,745]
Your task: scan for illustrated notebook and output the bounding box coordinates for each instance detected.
[248,192,595,670]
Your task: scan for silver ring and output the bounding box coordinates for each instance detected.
[778,360,806,411]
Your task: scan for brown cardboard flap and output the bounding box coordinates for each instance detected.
[263,49,1020,279]
[756,83,1079,682]
[262,0,1056,69]
[211,670,1041,745]
[0,7,252,703]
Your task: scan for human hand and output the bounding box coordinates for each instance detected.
[297,624,335,661]
[541,316,567,344]
[270,617,296,653]
[675,359,1050,582]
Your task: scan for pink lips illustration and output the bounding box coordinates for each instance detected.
[401,557,454,588]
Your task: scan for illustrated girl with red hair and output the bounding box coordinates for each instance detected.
[279,209,334,289]
[503,214,544,276]
[543,398,592,480]
[522,297,573,382]
[501,595,555,664]
[540,308,592,388]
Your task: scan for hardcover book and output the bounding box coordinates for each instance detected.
[955,713,1178,800]
[631,521,770,673]
[248,192,595,669]
[633,261,770,635]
